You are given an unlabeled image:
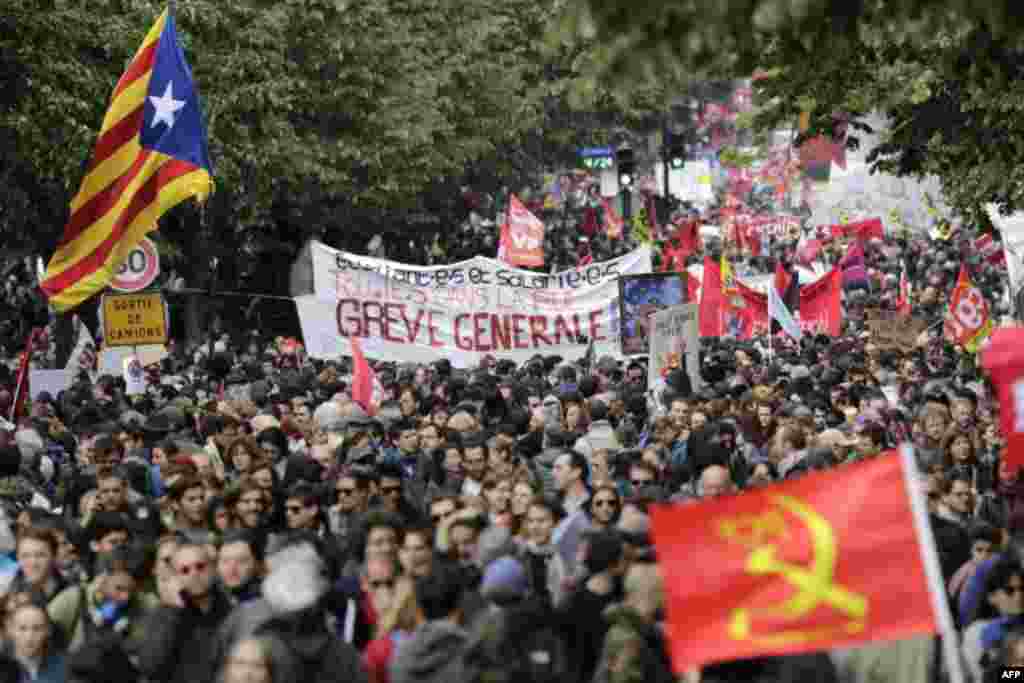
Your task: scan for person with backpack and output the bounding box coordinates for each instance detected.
[461,555,569,683]
[389,564,467,683]
[47,545,156,652]
[593,561,675,683]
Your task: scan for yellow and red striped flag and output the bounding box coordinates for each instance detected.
[41,9,213,312]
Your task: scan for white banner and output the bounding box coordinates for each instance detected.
[299,242,653,365]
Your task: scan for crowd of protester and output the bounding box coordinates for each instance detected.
[0,199,1022,683]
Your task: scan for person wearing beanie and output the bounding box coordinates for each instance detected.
[462,555,570,683]
[558,530,626,683]
[479,556,529,607]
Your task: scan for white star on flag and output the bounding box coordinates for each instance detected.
[148,81,186,130]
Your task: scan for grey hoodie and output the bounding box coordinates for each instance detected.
[390,621,467,683]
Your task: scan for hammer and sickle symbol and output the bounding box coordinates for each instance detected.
[717,495,869,646]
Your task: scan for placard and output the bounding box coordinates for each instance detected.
[618,272,689,356]
[864,308,929,351]
[102,292,169,347]
[648,305,702,393]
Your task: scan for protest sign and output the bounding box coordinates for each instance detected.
[28,370,72,399]
[648,305,701,393]
[864,308,930,350]
[299,242,652,364]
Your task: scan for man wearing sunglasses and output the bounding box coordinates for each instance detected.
[137,542,233,683]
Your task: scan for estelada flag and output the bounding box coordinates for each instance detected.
[651,453,939,672]
[41,9,213,312]
[944,265,993,353]
[497,194,544,267]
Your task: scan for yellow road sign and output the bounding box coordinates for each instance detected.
[102,292,168,347]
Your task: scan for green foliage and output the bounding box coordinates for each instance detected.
[3,0,676,290]
[556,0,1024,220]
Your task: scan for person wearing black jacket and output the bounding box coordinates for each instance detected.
[135,541,235,683]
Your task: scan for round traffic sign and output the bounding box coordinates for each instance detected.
[110,237,160,292]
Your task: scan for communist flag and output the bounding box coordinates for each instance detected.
[651,454,940,671]
[41,9,213,312]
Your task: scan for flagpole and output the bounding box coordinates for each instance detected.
[8,329,36,423]
[898,444,966,683]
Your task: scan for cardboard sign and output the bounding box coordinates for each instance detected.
[864,308,929,351]
[102,292,169,347]
[648,304,702,393]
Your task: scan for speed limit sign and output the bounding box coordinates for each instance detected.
[110,237,160,292]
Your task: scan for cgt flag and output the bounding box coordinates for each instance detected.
[497,194,545,267]
[945,265,993,353]
[651,453,945,672]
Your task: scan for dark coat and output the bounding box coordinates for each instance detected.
[134,588,234,683]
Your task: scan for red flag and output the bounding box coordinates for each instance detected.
[982,328,1024,475]
[10,328,40,423]
[699,256,724,337]
[800,269,843,336]
[728,282,770,340]
[651,453,939,672]
[830,217,884,242]
[498,194,545,267]
[796,239,822,266]
[350,336,376,415]
[674,218,700,254]
[897,262,912,316]
[944,265,993,353]
[602,197,624,240]
[774,262,793,298]
[975,233,1006,267]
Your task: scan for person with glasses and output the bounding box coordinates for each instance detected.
[329,469,373,543]
[281,483,345,581]
[627,461,659,498]
[963,557,1024,682]
[937,475,976,528]
[137,542,233,683]
[586,485,621,533]
[373,464,422,526]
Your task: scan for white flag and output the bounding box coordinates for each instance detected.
[65,318,97,378]
[768,284,802,341]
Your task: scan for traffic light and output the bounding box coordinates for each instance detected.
[668,143,686,170]
[616,146,635,188]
